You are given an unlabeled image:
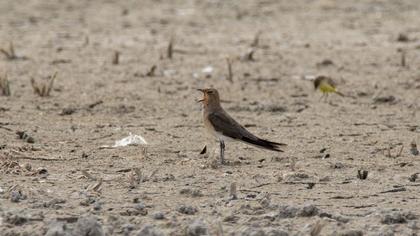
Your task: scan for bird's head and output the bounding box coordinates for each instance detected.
[313,76,326,90]
[197,88,220,107]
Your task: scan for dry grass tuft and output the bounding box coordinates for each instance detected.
[0,73,11,96]
[0,42,27,60]
[0,42,17,60]
[30,72,58,97]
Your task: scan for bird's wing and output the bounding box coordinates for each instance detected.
[208,111,256,140]
[326,77,337,88]
[208,111,286,152]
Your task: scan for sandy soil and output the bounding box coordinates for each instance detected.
[1,0,420,235]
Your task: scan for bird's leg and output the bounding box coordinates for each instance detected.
[319,93,325,101]
[219,140,225,164]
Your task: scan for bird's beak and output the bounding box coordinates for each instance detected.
[197,89,205,102]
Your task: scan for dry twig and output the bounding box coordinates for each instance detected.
[251,31,261,47]
[167,36,174,59]
[91,179,103,192]
[145,65,157,76]
[229,182,237,200]
[226,57,233,82]
[400,50,406,67]
[112,51,120,65]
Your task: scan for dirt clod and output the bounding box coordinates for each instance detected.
[337,230,363,236]
[186,219,208,236]
[177,205,198,215]
[72,215,104,236]
[45,221,68,236]
[135,225,164,236]
[10,190,26,203]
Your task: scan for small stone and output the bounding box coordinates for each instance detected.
[152,212,165,220]
[180,188,191,195]
[37,167,48,176]
[332,162,345,169]
[93,202,102,211]
[410,141,419,156]
[191,189,203,197]
[408,173,418,182]
[60,107,76,116]
[134,203,148,216]
[177,205,198,215]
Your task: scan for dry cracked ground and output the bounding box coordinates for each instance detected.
[1,0,420,235]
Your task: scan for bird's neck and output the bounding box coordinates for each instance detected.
[203,103,222,114]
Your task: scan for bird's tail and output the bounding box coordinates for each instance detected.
[242,137,287,152]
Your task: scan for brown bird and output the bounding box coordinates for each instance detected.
[198,88,286,164]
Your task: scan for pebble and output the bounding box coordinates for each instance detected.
[152,212,165,220]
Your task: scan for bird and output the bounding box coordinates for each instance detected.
[313,75,345,100]
[197,88,286,164]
